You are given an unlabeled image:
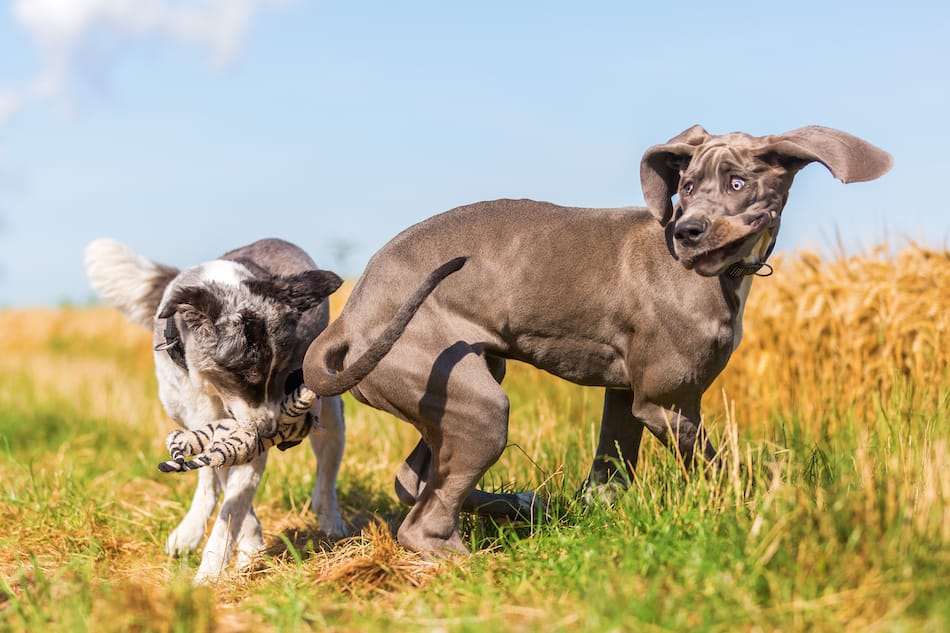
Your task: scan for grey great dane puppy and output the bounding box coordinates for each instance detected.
[301,125,892,554]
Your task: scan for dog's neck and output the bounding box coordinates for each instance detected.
[729,276,754,352]
[725,227,777,278]
[725,228,775,350]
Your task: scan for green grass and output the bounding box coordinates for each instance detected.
[0,308,948,633]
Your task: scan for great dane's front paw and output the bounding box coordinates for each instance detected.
[166,516,207,556]
[577,480,626,507]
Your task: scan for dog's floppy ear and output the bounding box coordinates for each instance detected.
[157,286,222,333]
[245,269,344,312]
[757,126,893,183]
[640,125,711,225]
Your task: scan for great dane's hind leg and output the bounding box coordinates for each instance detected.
[395,345,512,554]
[580,388,645,504]
[394,438,431,507]
[396,437,539,520]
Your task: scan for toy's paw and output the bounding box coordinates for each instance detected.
[157,456,210,472]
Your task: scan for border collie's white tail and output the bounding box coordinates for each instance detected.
[84,239,179,329]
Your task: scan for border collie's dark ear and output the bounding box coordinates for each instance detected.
[157,286,222,332]
[757,126,893,183]
[640,125,711,226]
[245,270,344,312]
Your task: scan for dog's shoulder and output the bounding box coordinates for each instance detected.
[220,239,319,277]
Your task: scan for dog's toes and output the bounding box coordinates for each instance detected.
[191,566,224,585]
[192,544,233,584]
[312,498,347,540]
[166,522,205,557]
[233,539,265,572]
[577,481,626,508]
[319,514,348,541]
[165,535,190,557]
[397,523,469,557]
[514,491,546,521]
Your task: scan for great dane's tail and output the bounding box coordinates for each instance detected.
[303,256,467,397]
[84,238,179,329]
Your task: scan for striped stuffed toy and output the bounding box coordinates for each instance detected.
[158,378,319,472]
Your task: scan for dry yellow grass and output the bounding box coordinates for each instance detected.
[714,243,950,427]
[313,519,444,594]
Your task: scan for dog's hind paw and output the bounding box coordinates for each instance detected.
[513,491,546,521]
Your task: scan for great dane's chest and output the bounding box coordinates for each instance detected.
[625,294,739,395]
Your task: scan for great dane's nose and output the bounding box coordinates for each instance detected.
[674,218,708,247]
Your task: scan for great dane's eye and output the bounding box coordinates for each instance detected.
[682,182,694,196]
[730,176,745,191]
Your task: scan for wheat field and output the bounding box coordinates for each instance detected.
[0,245,948,632]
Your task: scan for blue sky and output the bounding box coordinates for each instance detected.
[0,1,947,306]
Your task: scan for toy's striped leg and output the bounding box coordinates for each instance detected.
[157,384,320,473]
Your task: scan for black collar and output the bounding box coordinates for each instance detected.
[725,260,774,278]
[154,316,188,371]
[725,232,777,278]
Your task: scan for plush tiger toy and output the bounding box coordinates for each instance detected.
[157,380,319,472]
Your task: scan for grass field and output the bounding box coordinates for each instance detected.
[1,245,948,632]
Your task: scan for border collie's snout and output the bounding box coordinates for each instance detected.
[232,404,279,438]
[258,413,279,438]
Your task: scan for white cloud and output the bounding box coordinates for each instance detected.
[0,90,22,123]
[0,0,288,125]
